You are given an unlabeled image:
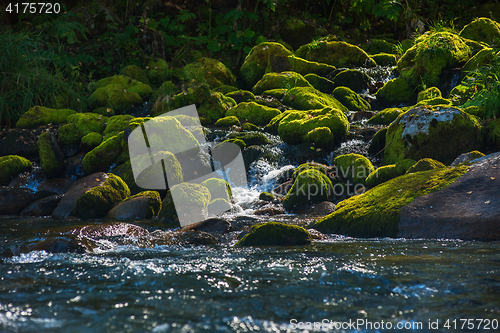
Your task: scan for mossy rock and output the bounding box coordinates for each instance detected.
[330,69,372,93]
[366,108,406,125]
[89,84,143,114]
[221,138,246,150]
[370,53,397,66]
[200,177,232,202]
[282,87,348,112]
[384,105,483,165]
[462,105,484,119]
[198,92,237,123]
[130,150,183,191]
[157,84,211,116]
[278,107,349,145]
[295,40,376,68]
[240,42,294,89]
[151,81,180,102]
[397,32,472,90]
[461,47,495,75]
[252,71,312,95]
[242,123,259,131]
[0,155,32,185]
[58,123,80,145]
[261,89,287,99]
[215,116,241,127]
[207,198,232,216]
[364,39,398,55]
[459,17,500,45]
[283,169,332,212]
[487,118,500,150]
[265,54,336,78]
[82,132,125,175]
[67,113,108,140]
[92,75,153,100]
[235,221,311,246]
[333,153,374,185]
[93,107,115,116]
[211,85,239,94]
[146,58,171,86]
[225,90,256,104]
[375,77,415,107]
[123,190,162,218]
[81,132,103,152]
[264,110,296,134]
[332,86,371,111]
[37,131,64,178]
[400,39,415,53]
[183,57,237,88]
[304,127,334,148]
[120,65,150,85]
[313,165,468,237]
[406,158,446,173]
[226,102,281,126]
[416,97,452,106]
[304,73,335,93]
[449,83,475,105]
[104,115,134,135]
[365,159,415,188]
[227,132,271,146]
[16,106,76,129]
[281,18,316,50]
[259,192,274,202]
[417,87,442,102]
[158,183,211,225]
[292,162,328,181]
[71,173,131,219]
[368,127,387,155]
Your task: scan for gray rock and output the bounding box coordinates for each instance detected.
[21,194,64,216]
[106,196,152,221]
[0,187,35,215]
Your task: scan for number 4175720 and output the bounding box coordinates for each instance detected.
[6,3,61,14]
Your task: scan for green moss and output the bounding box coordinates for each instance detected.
[449,83,475,105]
[225,90,256,103]
[259,192,274,201]
[92,75,153,100]
[93,107,115,116]
[466,150,486,160]
[366,108,406,125]
[198,92,237,123]
[264,110,296,134]
[207,198,232,216]
[331,69,372,93]
[406,158,445,173]
[395,158,417,174]
[125,190,162,218]
[172,115,200,128]
[72,173,131,219]
[130,151,183,190]
[295,41,376,68]
[58,123,80,145]
[461,48,495,76]
[200,177,232,202]
[104,115,134,135]
[459,17,500,45]
[417,87,442,102]
[158,84,211,116]
[227,132,271,146]
[226,102,281,126]
[235,221,311,246]
[67,113,108,140]
[127,117,151,130]
[368,127,387,155]
[16,106,76,129]
[292,162,328,181]
[81,132,103,152]
[146,58,171,86]
[120,65,150,85]
[278,107,349,145]
[242,123,259,131]
[304,127,334,148]
[222,138,246,149]
[215,116,241,127]
[283,55,336,76]
[384,106,483,165]
[158,183,211,223]
[416,97,452,106]
[333,153,374,185]
[375,77,415,107]
[252,71,312,95]
[283,169,332,212]
[260,89,287,99]
[365,159,415,188]
[370,53,397,66]
[304,73,335,93]
[82,132,125,174]
[487,118,500,150]
[364,39,398,55]
[283,87,348,112]
[332,86,371,111]
[89,84,143,114]
[0,155,32,185]
[314,165,468,237]
[183,57,237,88]
[240,42,294,88]
[462,105,484,119]
[211,85,239,94]
[37,131,63,178]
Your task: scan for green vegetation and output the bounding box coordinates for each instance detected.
[236,222,311,246]
[0,155,32,185]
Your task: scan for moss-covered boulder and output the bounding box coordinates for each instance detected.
[366,107,406,125]
[120,65,150,85]
[215,116,240,127]
[129,151,183,192]
[278,107,349,145]
[333,153,374,186]
[57,123,80,146]
[242,123,259,131]
[384,106,483,165]
[89,84,143,114]
[226,102,281,126]
[80,132,103,152]
[158,183,211,225]
[304,127,334,148]
[37,131,64,178]
[93,75,153,101]
[461,48,495,77]
[364,38,398,55]
[295,41,376,68]
[252,71,312,95]
[282,87,348,112]
[198,92,237,123]
[82,132,125,175]
[157,84,211,116]
[375,78,415,107]
[71,173,131,219]
[207,198,232,216]
[106,190,161,220]
[236,221,311,246]
[146,58,171,86]
[93,107,115,116]
[283,168,332,212]
[365,159,416,188]
[104,115,134,136]
[415,97,452,106]
[0,155,32,185]
[200,178,232,203]
[292,162,328,181]
[304,73,335,93]
[370,53,397,66]
[332,86,371,111]
[330,69,372,93]
[397,32,472,89]
[459,17,500,45]
[265,54,336,77]
[406,158,446,173]
[313,165,468,237]
[368,127,387,155]
[240,42,294,88]
[16,106,76,129]
[259,192,274,201]
[417,87,442,102]
[67,113,108,140]
[227,132,270,146]
[225,90,256,104]
[183,57,237,88]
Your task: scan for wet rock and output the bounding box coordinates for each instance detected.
[0,187,36,215]
[235,221,311,246]
[30,236,85,254]
[350,111,375,122]
[254,205,285,216]
[459,17,500,45]
[307,228,329,240]
[175,230,219,245]
[21,194,64,216]
[0,129,38,159]
[273,180,293,196]
[283,168,332,212]
[451,151,486,166]
[180,218,232,233]
[308,201,336,216]
[106,191,162,220]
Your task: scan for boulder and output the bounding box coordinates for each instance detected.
[215,116,240,127]
[226,102,281,126]
[283,168,332,212]
[375,78,415,107]
[225,90,256,104]
[198,92,237,123]
[333,153,374,186]
[330,69,372,93]
[364,38,398,55]
[304,73,335,93]
[406,158,445,173]
[89,83,144,114]
[295,41,376,68]
[0,129,38,160]
[265,54,336,77]
[0,155,32,186]
[146,58,171,86]
[252,71,312,95]
[365,159,416,188]
[106,190,161,220]
[16,106,76,129]
[158,183,211,226]
[120,64,150,85]
[304,127,334,148]
[227,132,271,146]
[282,87,348,111]
[384,106,483,165]
[183,57,237,88]
[104,115,134,136]
[459,17,500,45]
[235,221,311,246]
[200,178,232,203]
[0,187,35,215]
[80,132,103,153]
[67,113,108,140]
[82,132,125,175]
[37,131,64,178]
[332,86,371,111]
[370,53,397,66]
[417,87,442,102]
[180,217,232,233]
[20,194,64,216]
[451,151,485,166]
[366,108,405,125]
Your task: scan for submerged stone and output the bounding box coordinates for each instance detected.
[236,221,312,246]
